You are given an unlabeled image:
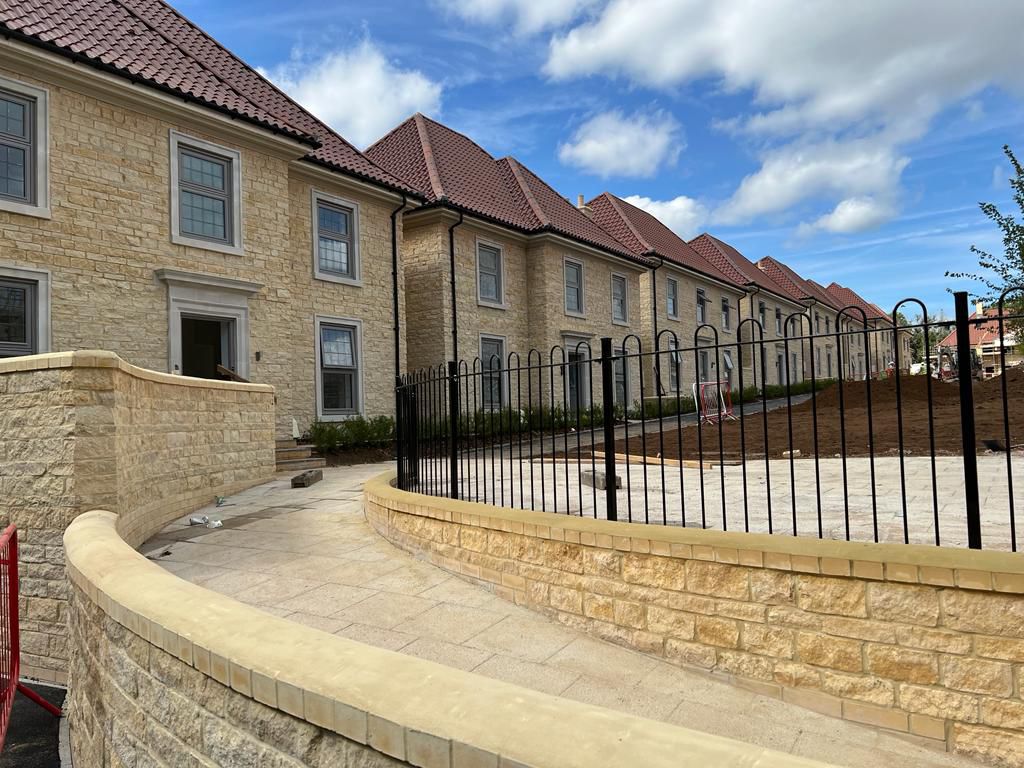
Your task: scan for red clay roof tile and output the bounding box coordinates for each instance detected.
[688,234,798,304]
[366,114,647,263]
[586,193,741,287]
[0,0,416,195]
[824,283,892,324]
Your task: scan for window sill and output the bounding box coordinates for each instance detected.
[612,319,630,327]
[478,300,508,311]
[316,411,364,422]
[0,199,50,219]
[667,314,679,322]
[565,309,587,319]
[315,271,362,287]
[172,233,244,257]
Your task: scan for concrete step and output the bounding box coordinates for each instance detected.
[276,457,327,472]
[275,438,298,449]
[275,445,315,461]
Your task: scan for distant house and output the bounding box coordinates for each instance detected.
[937,304,1021,378]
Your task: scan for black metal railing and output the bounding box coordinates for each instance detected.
[396,291,1023,551]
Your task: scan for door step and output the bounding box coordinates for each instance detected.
[276,457,327,472]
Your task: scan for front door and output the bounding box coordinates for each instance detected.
[567,351,586,414]
[181,315,235,379]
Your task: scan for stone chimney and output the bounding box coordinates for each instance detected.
[976,300,984,317]
[576,194,593,218]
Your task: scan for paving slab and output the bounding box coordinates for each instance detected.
[143,462,987,768]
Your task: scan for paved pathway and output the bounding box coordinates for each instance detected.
[142,464,984,768]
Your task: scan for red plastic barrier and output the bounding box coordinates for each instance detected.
[0,524,60,754]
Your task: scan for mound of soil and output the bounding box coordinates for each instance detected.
[620,369,1024,460]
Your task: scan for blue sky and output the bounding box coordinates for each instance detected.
[176,0,1024,318]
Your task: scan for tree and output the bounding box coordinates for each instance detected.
[908,310,949,364]
[948,145,1024,316]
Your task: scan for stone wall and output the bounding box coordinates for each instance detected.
[0,351,275,683]
[366,471,1024,768]
[64,509,827,768]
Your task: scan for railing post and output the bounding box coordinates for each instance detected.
[395,377,405,490]
[447,360,460,500]
[954,291,982,549]
[600,337,618,522]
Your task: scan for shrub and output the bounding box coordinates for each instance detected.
[306,415,396,453]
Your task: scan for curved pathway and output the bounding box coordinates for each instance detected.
[141,463,984,768]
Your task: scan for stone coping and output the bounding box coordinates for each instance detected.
[368,473,1024,591]
[64,509,833,768]
[0,350,275,392]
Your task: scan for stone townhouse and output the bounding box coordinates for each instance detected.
[825,283,901,377]
[366,114,651,413]
[756,256,846,381]
[689,234,808,388]
[585,193,748,401]
[0,0,420,438]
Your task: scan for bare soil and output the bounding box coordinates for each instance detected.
[619,369,1024,459]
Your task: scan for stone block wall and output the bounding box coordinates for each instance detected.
[366,472,1024,768]
[0,351,274,683]
[64,509,823,768]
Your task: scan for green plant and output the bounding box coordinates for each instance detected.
[306,415,396,453]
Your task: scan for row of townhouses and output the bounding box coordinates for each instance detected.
[0,0,911,438]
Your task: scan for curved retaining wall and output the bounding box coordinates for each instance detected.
[365,471,1024,768]
[0,350,275,682]
[64,510,829,768]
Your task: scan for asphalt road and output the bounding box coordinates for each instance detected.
[1,684,64,768]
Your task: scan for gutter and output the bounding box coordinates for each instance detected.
[448,211,464,360]
[648,255,665,396]
[391,195,408,379]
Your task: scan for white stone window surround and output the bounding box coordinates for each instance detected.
[0,75,49,219]
[666,276,679,320]
[563,255,585,318]
[475,237,507,309]
[168,130,243,257]
[311,188,361,286]
[479,332,508,409]
[156,269,261,380]
[315,315,365,421]
[0,263,50,353]
[610,272,629,326]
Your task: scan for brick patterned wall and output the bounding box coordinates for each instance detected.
[367,473,1024,768]
[0,351,274,683]
[0,62,401,437]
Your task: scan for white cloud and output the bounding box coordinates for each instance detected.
[260,40,443,149]
[435,0,597,34]
[544,0,1024,229]
[716,139,909,224]
[797,197,896,237]
[558,110,682,178]
[622,194,707,240]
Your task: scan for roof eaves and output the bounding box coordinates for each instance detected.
[300,155,424,200]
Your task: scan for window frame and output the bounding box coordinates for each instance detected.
[479,333,507,410]
[610,273,628,325]
[758,300,766,329]
[169,130,243,256]
[476,238,505,308]
[315,316,363,420]
[0,77,49,219]
[563,256,585,317]
[696,288,708,325]
[721,296,731,331]
[775,307,783,335]
[0,264,49,356]
[312,189,361,285]
[666,277,679,320]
